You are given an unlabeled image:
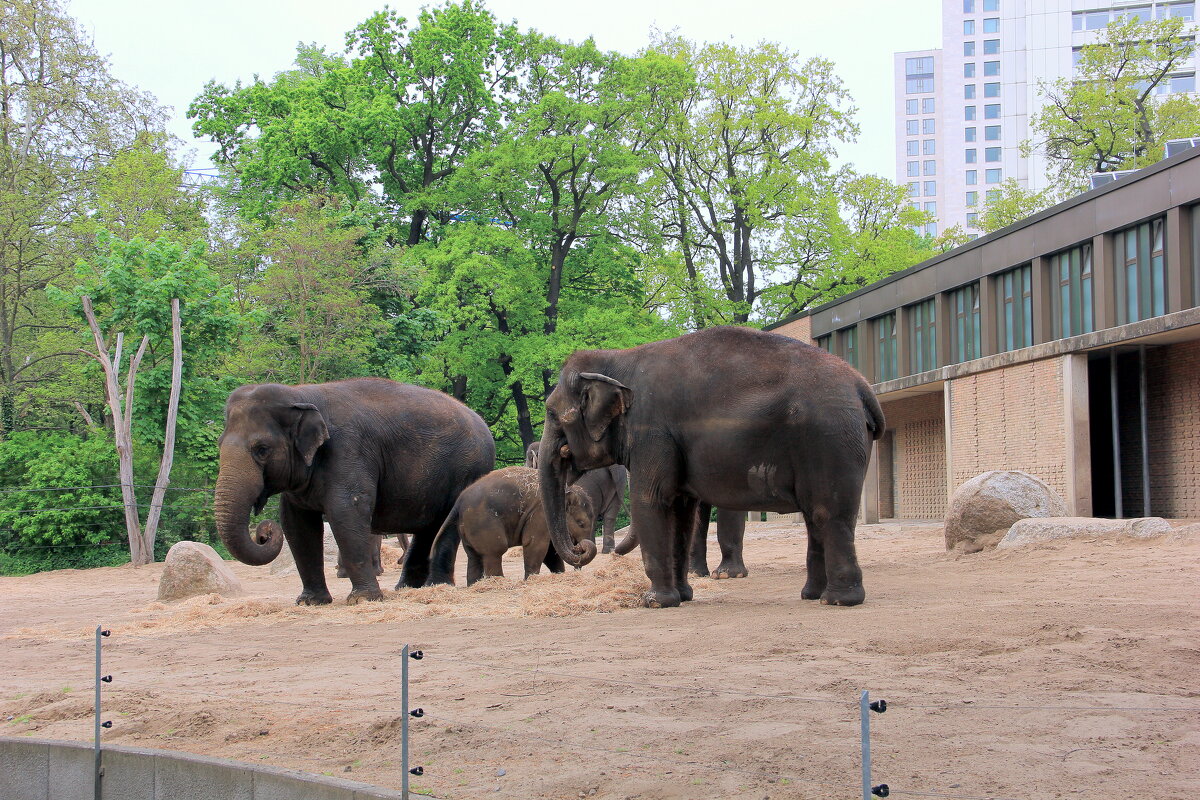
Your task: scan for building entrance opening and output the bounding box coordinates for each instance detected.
[1088,348,1152,518]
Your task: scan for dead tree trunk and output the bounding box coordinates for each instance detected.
[142,298,182,557]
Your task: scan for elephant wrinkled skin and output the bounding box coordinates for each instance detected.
[214,378,495,605]
[527,442,627,554]
[538,326,883,609]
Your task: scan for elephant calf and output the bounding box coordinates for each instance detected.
[427,466,594,585]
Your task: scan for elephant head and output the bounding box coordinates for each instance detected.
[538,371,631,568]
[213,384,329,565]
[563,485,596,548]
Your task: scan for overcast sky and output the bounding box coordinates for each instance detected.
[68,0,941,180]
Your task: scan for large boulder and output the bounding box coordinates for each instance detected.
[944,471,1068,551]
[999,516,1172,548]
[157,541,244,602]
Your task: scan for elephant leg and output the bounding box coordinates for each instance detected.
[336,534,382,578]
[631,490,681,608]
[713,508,749,579]
[398,529,436,589]
[688,503,712,577]
[280,500,331,606]
[542,546,565,574]
[671,497,698,602]
[465,544,483,586]
[600,500,618,554]
[481,551,504,580]
[802,507,865,606]
[523,538,549,579]
[326,495,386,604]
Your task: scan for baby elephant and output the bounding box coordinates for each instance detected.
[427,466,595,585]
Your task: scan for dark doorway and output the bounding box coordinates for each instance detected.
[1088,349,1150,518]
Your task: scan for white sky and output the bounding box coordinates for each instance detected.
[68,0,941,180]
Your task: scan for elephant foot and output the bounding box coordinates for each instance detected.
[819,584,865,607]
[420,573,455,588]
[346,587,386,604]
[296,589,333,606]
[712,561,748,579]
[688,559,709,578]
[678,582,694,602]
[642,587,681,608]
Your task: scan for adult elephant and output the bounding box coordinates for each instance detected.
[538,326,883,608]
[214,378,495,604]
[613,504,748,579]
[526,442,628,554]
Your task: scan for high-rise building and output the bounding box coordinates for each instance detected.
[894,0,1199,237]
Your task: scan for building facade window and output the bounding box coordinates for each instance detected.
[906,99,919,115]
[966,170,978,185]
[876,313,898,382]
[965,62,976,78]
[909,299,937,373]
[983,0,998,10]
[1116,218,1167,324]
[984,82,1001,97]
[923,118,936,134]
[984,60,1000,76]
[984,38,1000,54]
[838,326,858,369]
[1157,2,1195,21]
[966,127,977,141]
[985,125,1001,140]
[966,190,978,206]
[817,334,832,352]
[963,0,975,11]
[923,139,937,154]
[986,188,1001,201]
[925,201,937,214]
[964,41,976,56]
[996,264,1033,351]
[907,161,920,177]
[966,148,977,163]
[924,160,937,175]
[951,284,982,363]
[985,103,1001,118]
[923,98,936,113]
[1050,243,1094,339]
[964,19,976,34]
[967,212,979,226]
[965,84,977,99]
[983,17,999,32]
[965,105,977,120]
[985,146,1002,162]
[907,140,920,156]
[907,182,920,197]
[924,180,937,196]
[906,56,935,93]
[907,119,919,135]
[986,168,1002,183]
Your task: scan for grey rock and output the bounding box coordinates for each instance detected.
[1000,516,1173,547]
[157,541,244,602]
[944,471,1068,551]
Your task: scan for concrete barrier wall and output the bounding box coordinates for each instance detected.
[0,736,406,800]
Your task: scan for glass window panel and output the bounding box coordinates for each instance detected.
[982,17,999,32]
[985,168,1002,183]
[923,139,937,154]
[966,148,977,163]
[965,84,977,99]
[907,119,920,135]
[983,0,998,10]
[966,170,978,185]
[1072,12,1084,31]
[965,105,977,120]
[985,125,1001,140]
[965,62,977,78]
[907,140,920,156]
[966,127,977,141]
[924,160,937,175]
[906,99,919,115]
[924,180,937,196]
[984,61,1000,76]
[966,191,978,206]
[907,182,920,197]
[964,41,976,56]
[923,98,936,113]
[984,82,1001,97]
[923,118,936,134]
[1086,11,1109,29]
[985,104,1001,118]
[984,39,1000,54]
[964,0,975,10]
[907,161,920,176]
[906,57,935,75]
[964,19,976,34]
[985,147,1002,162]
[1171,74,1196,93]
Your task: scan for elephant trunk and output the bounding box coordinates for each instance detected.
[213,445,284,566]
[538,422,597,569]
[613,527,639,556]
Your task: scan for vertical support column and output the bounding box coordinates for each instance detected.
[1139,345,1150,518]
[935,292,952,369]
[1062,354,1092,517]
[1093,232,1117,330]
[861,438,880,525]
[978,274,998,356]
[1166,205,1194,313]
[944,379,956,501]
[857,320,877,385]
[1110,354,1123,519]
[895,304,911,379]
[1031,255,1053,344]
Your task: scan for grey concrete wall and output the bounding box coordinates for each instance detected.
[0,737,407,800]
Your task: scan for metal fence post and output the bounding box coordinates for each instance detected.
[94,626,111,800]
[402,643,409,800]
[860,690,871,800]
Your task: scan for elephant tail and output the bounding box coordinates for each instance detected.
[860,383,886,441]
[424,503,463,586]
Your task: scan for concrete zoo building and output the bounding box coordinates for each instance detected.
[769,145,1200,524]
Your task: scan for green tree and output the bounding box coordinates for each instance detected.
[188,0,518,243]
[1028,16,1200,191]
[971,179,1062,234]
[0,0,164,434]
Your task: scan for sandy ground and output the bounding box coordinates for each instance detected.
[2,520,1198,800]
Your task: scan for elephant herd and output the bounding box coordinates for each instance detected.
[215,326,884,609]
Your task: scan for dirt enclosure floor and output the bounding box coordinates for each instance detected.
[2,520,1198,800]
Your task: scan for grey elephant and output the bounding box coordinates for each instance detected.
[526,441,627,554]
[214,378,495,604]
[538,326,883,608]
[426,466,594,584]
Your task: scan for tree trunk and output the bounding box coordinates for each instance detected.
[142,298,182,559]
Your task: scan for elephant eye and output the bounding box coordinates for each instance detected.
[252,444,271,459]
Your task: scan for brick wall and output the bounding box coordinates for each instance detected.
[948,359,1069,501]
[771,315,813,344]
[880,392,947,519]
[1147,340,1200,518]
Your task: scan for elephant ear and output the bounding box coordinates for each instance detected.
[578,373,632,442]
[289,402,329,467]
